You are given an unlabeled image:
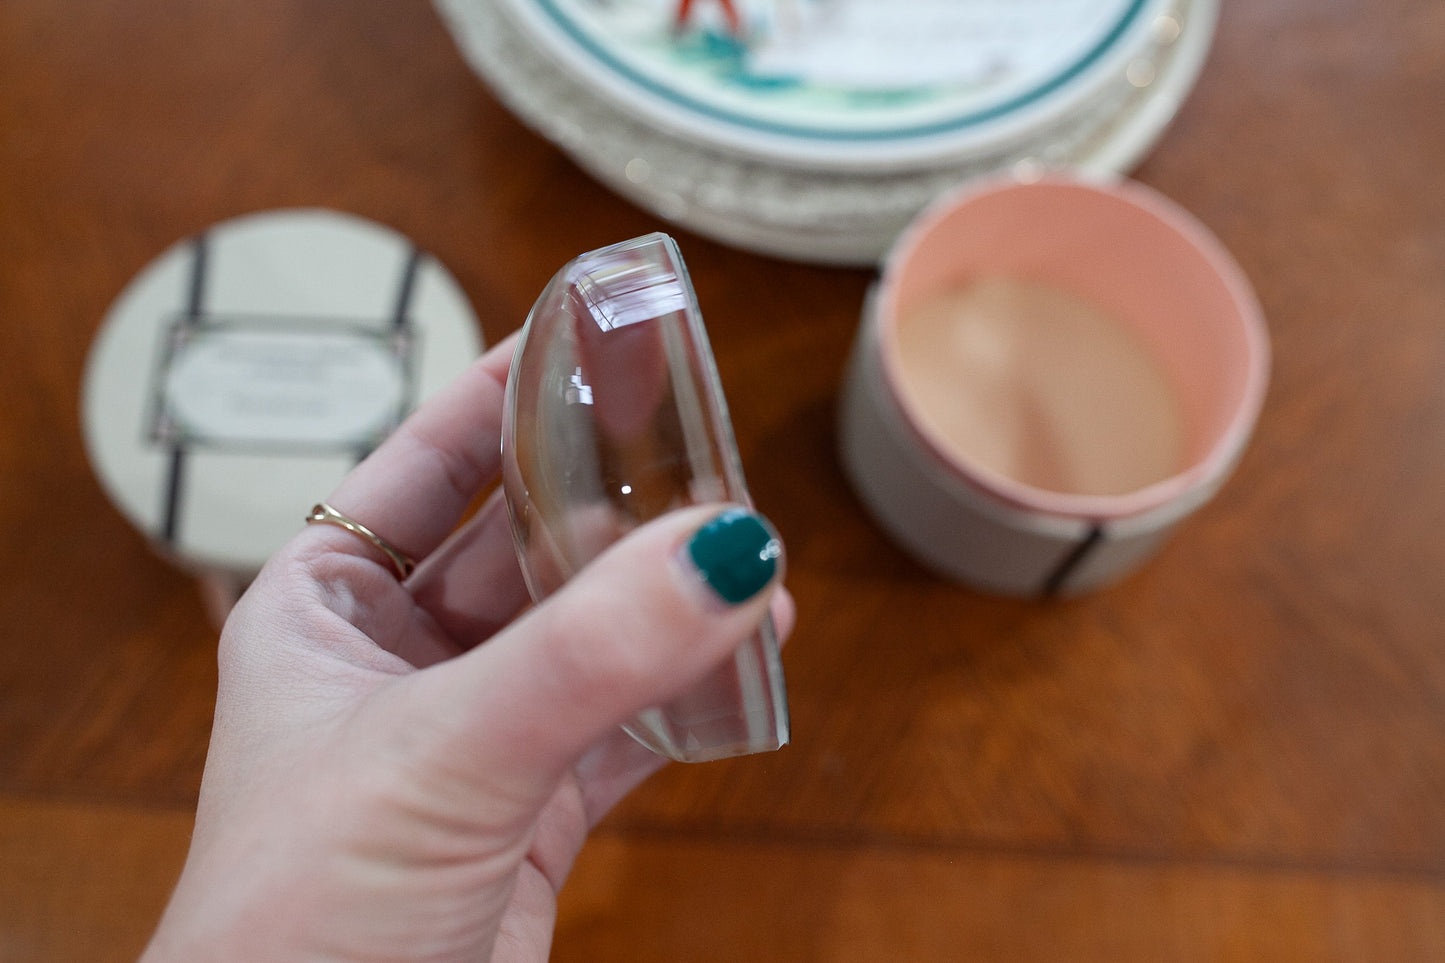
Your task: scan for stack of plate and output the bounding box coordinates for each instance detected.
[437,0,1216,265]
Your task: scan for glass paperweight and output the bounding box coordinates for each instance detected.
[501,233,790,763]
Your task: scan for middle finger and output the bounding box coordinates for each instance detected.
[406,488,531,650]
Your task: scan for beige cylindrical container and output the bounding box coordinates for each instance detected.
[82,209,483,623]
[839,175,1269,596]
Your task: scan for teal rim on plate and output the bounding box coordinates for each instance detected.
[518,0,1153,146]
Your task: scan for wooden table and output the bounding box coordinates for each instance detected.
[3,2,1443,959]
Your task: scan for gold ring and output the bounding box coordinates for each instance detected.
[305,503,417,580]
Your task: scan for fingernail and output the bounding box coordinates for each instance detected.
[686,508,783,605]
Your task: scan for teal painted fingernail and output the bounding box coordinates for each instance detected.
[687,509,782,605]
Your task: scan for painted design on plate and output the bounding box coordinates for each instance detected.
[528,0,1149,138]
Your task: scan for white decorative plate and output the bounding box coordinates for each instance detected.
[439,0,1216,263]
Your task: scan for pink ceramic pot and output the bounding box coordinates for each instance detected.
[839,175,1269,596]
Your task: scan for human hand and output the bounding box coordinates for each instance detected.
[141,335,791,962]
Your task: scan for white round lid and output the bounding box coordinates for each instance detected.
[490,0,1169,171]
[82,208,484,574]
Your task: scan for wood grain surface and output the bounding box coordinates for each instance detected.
[2,1,1442,960]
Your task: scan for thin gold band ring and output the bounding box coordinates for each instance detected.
[305,503,417,580]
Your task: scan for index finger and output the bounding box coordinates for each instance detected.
[310,331,518,566]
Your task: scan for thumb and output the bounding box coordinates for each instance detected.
[414,504,785,789]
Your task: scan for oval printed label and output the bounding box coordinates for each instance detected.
[162,325,406,448]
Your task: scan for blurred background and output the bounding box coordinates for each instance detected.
[2,1,1443,959]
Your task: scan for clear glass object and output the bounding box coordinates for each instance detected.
[501,233,790,763]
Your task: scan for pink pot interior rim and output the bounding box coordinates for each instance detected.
[873,174,1271,522]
